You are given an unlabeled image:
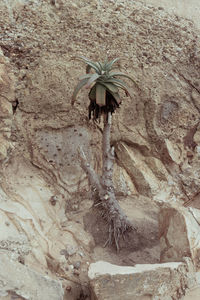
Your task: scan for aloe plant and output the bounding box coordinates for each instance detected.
[72,57,136,250]
[72,56,135,120]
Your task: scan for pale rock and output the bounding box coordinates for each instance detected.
[194,129,200,144]
[63,221,95,251]
[0,51,15,162]
[88,260,196,300]
[0,141,9,161]
[115,142,161,197]
[0,54,15,102]
[183,287,200,300]
[113,164,137,196]
[65,245,77,256]
[164,139,183,164]
[0,98,12,118]
[159,205,200,269]
[192,89,200,111]
[144,156,169,181]
[0,135,13,161]
[0,252,63,300]
[141,0,200,30]
[0,158,81,271]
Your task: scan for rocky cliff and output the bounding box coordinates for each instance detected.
[0,0,200,299]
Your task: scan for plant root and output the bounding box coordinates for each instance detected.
[78,112,136,251]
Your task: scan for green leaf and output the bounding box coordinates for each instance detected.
[71,78,89,105]
[96,83,106,106]
[77,56,101,74]
[100,82,119,93]
[97,62,104,72]
[109,91,121,104]
[86,64,100,74]
[105,78,131,95]
[79,74,93,80]
[89,84,96,101]
[85,73,101,88]
[109,72,137,84]
[105,58,120,71]
[106,77,129,88]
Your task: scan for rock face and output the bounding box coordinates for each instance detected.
[159,205,200,269]
[0,0,199,202]
[141,0,200,30]
[88,260,196,300]
[0,49,15,161]
[0,252,63,300]
[0,0,200,299]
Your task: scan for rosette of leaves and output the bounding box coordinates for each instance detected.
[72,56,135,120]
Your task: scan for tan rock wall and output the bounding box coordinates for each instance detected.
[0,50,15,160]
[159,205,200,269]
[139,0,200,29]
[0,0,200,298]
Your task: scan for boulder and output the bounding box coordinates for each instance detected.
[88,260,196,300]
[159,205,200,269]
[0,252,64,300]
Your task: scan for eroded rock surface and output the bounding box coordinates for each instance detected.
[88,260,196,300]
[0,252,63,300]
[0,49,15,161]
[159,205,200,269]
[0,0,200,299]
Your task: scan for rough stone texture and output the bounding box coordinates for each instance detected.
[0,0,200,299]
[0,0,199,203]
[140,0,200,30]
[0,252,63,300]
[88,260,196,300]
[159,205,200,269]
[0,49,15,161]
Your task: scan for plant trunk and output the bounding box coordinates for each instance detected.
[79,113,135,251]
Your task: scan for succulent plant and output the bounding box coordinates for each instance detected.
[72,56,135,120]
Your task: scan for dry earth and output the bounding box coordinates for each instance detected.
[0,0,200,299]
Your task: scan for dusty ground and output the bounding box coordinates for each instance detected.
[83,196,160,266]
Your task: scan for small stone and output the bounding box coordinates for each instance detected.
[71,3,78,9]
[60,249,69,259]
[49,195,58,206]
[72,204,79,210]
[78,251,84,258]
[73,261,81,270]
[65,285,71,292]
[66,245,77,256]
[73,270,80,276]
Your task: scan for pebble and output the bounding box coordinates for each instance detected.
[66,245,77,256]
[73,270,80,276]
[78,251,84,258]
[73,261,81,270]
[65,285,71,292]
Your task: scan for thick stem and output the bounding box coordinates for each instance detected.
[101,112,115,190]
[78,113,135,250]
